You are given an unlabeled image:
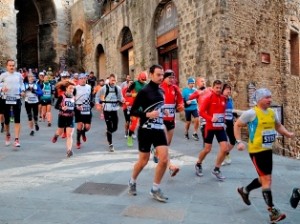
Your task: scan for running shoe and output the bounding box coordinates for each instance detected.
[195,163,203,177]
[47,123,51,127]
[30,130,34,136]
[14,139,20,147]
[127,136,133,147]
[66,150,73,158]
[192,133,199,141]
[128,181,137,196]
[109,144,114,152]
[35,123,39,131]
[5,134,10,146]
[76,142,81,150]
[221,155,232,166]
[184,133,189,140]
[52,135,58,143]
[290,188,300,209]
[237,187,251,205]
[124,134,128,139]
[132,133,136,139]
[212,169,226,181]
[268,207,286,223]
[169,166,180,177]
[150,188,168,203]
[39,116,42,122]
[82,134,87,142]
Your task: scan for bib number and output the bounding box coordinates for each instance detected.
[6,96,17,105]
[262,130,276,148]
[212,113,225,127]
[81,105,91,115]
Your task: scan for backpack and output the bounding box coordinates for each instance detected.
[105,84,118,99]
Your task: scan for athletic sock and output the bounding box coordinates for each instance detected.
[245,178,261,193]
[77,129,82,142]
[262,188,274,207]
[152,183,160,191]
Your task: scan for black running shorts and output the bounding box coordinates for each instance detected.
[137,128,168,153]
[250,150,273,176]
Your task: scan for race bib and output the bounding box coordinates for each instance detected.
[212,113,225,127]
[163,104,175,118]
[262,129,276,148]
[225,109,233,120]
[64,98,75,111]
[28,96,38,104]
[6,96,17,105]
[44,90,51,97]
[81,105,91,115]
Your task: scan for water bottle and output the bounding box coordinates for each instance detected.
[10,106,14,123]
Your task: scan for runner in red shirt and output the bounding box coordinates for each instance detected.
[122,80,134,138]
[189,77,211,145]
[194,80,228,181]
[159,70,184,176]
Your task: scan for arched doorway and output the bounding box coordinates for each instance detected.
[154,1,179,83]
[70,29,85,72]
[120,27,134,80]
[15,0,57,70]
[95,44,107,79]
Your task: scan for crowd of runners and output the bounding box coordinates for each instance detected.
[0,59,299,223]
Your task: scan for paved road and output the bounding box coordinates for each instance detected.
[0,106,299,224]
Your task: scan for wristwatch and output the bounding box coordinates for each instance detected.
[236,140,242,144]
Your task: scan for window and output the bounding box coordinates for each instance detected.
[290,30,299,76]
[99,0,124,16]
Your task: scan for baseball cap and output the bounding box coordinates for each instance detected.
[164,69,175,79]
[187,77,195,84]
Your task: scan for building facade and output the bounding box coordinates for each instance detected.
[0,0,300,156]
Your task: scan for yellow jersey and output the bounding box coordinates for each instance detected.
[247,106,276,153]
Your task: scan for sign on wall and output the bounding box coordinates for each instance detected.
[156,2,178,37]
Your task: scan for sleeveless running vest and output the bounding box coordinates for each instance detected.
[247,106,276,153]
[41,83,52,100]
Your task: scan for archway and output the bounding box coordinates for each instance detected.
[15,0,57,70]
[154,1,179,83]
[70,29,85,72]
[119,27,134,81]
[95,44,107,79]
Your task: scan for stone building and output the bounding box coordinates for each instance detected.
[0,0,300,156]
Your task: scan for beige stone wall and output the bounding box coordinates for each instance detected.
[0,0,17,67]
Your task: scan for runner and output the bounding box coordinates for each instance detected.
[55,71,71,138]
[74,73,93,149]
[126,71,148,146]
[0,79,4,133]
[24,73,43,136]
[160,69,184,177]
[189,77,211,146]
[195,80,227,180]
[95,74,124,152]
[128,64,169,202]
[221,84,235,166]
[121,80,134,139]
[0,59,25,147]
[40,75,54,127]
[37,71,45,122]
[290,187,300,209]
[234,88,294,223]
[52,81,76,158]
[182,77,199,141]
